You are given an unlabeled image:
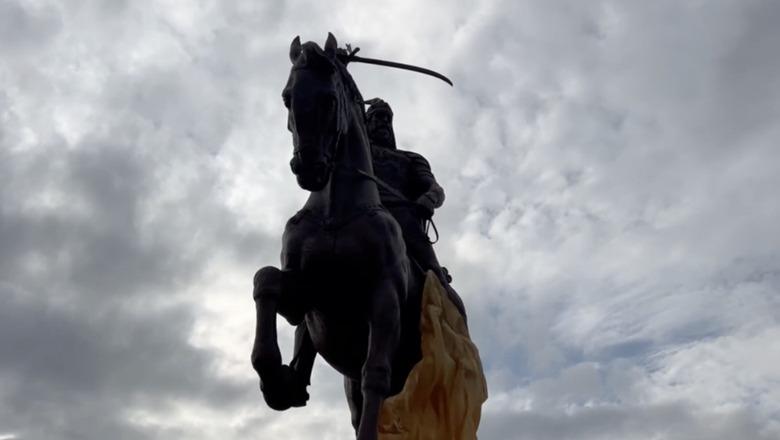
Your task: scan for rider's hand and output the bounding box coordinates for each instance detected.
[414,195,435,219]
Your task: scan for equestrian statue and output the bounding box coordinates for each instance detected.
[250,33,486,440]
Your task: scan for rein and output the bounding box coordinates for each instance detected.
[351,168,440,244]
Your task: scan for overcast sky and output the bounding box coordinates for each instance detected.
[1,0,779,439]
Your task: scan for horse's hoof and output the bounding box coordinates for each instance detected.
[260,364,309,410]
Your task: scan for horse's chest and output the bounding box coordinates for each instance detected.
[283,214,393,280]
[308,234,374,271]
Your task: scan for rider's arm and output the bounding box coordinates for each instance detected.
[408,152,445,216]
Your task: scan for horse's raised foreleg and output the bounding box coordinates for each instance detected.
[356,281,402,440]
[251,266,311,410]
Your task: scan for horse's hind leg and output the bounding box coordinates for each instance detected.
[251,266,310,410]
[357,281,402,440]
[290,323,316,381]
[344,377,363,434]
[287,323,316,402]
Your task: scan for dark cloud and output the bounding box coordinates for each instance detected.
[0,0,62,55]
[0,135,259,439]
[0,286,248,440]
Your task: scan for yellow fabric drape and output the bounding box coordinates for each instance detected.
[379,271,488,440]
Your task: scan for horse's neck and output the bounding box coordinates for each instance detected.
[305,107,380,219]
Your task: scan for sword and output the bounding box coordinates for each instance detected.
[339,47,453,86]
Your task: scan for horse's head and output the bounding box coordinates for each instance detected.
[283,33,350,192]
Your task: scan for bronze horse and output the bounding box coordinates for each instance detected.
[251,34,427,439]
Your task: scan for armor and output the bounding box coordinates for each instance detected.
[366,99,466,322]
[372,147,444,212]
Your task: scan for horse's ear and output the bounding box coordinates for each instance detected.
[324,32,337,59]
[290,36,302,63]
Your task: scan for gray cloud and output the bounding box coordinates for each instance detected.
[481,403,776,440]
[0,286,248,440]
[0,136,256,439]
[0,0,62,55]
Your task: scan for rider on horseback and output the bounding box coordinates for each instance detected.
[253,35,484,439]
[364,98,467,322]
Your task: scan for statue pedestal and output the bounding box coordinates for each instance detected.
[379,271,488,440]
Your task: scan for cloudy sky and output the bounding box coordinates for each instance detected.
[2,0,779,439]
